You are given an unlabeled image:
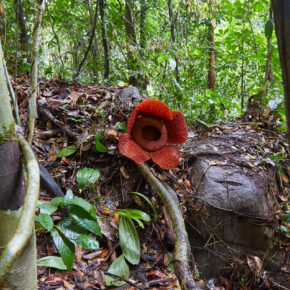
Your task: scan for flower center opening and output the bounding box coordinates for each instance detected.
[142,126,161,141]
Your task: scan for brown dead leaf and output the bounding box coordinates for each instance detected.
[69,90,81,105]
[44,274,63,285]
[246,254,262,275]
[120,166,129,179]
[280,173,289,184]
[147,270,166,279]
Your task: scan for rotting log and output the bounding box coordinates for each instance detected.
[138,163,197,290]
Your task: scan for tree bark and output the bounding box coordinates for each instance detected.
[14,0,29,50]
[207,0,215,91]
[0,42,37,290]
[99,0,110,81]
[272,0,290,147]
[139,2,147,51]
[168,0,180,82]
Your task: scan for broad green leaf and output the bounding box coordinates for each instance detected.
[127,192,158,220]
[39,213,54,231]
[57,218,87,242]
[64,190,74,202]
[37,202,58,215]
[69,205,101,236]
[76,235,99,250]
[119,217,140,265]
[76,168,100,189]
[37,256,67,270]
[95,130,108,153]
[105,255,129,287]
[265,19,273,40]
[51,197,64,207]
[65,197,96,218]
[57,145,78,158]
[51,228,75,270]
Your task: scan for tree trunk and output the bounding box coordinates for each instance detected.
[272,0,290,147]
[0,44,37,290]
[139,2,147,51]
[168,0,180,82]
[207,0,215,91]
[99,0,110,81]
[14,0,29,51]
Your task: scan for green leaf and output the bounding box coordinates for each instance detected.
[37,256,67,270]
[76,235,99,250]
[37,202,58,215]
[50,228,75,270]
[39,213,54,231]
[69,205,101,236]
[95,108,106,122]
[51,197,64,207]
[57,218,87,242]
[265,19,273,40]
[280,225,290,234]
[283,212,290,223]
[119,217,140,265]
[65,197,96,218]
[105,255,129,287]
[64,190,74,202]
[116,122,127,132]
[116,209,150,223]
[127,192,158,220]
[76,168,100,189]
[95,130,108,153]
[57,145,78,158]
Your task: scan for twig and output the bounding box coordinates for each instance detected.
[38,101,79,142]
[0,134,40,278]
[137,163,197,290]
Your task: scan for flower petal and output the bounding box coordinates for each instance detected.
[150,145,180,170]
[166,111,188,144]
[135,99,173,121]
[131,115,167,152]
[118,133,151,164]
[127,109,139,134]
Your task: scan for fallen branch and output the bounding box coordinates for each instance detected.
[0,134,39,278]
[137,163,197,290]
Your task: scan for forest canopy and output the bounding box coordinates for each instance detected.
[0,0,285,126]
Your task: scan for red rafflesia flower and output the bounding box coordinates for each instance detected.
[118,99,188,169]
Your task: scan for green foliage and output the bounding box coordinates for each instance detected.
[57,145,78,158]
[118,216,140,266]
[105,255,129,287]
[37,256,67,270]
[35,190,101,270]
[76,167,100,189]
[95,130,108,153]
[126,191,158,220]
[3,0,285,124]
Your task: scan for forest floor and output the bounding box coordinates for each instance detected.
[13,76,289,289]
